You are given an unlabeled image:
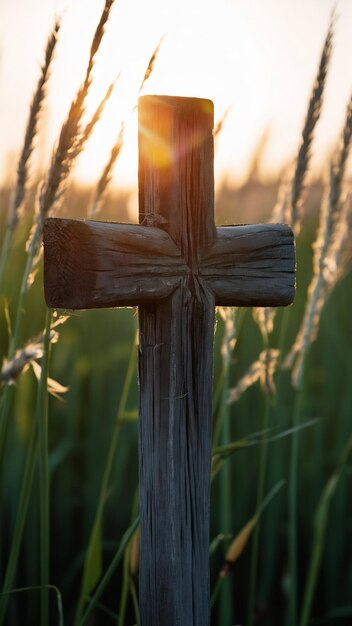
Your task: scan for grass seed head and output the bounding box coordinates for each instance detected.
[26,0,116,268]
[290,14,334,234]
[7,19,60,234]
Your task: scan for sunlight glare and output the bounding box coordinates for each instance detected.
[1,0,352,196]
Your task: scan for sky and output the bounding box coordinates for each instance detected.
[1,0,352,194]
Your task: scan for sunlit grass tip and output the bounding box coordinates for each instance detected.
[285,91,352,388]
[26,0,117,271]
[0,19,60,292]
[290,12,334,234]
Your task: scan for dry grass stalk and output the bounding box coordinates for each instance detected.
[217,481,284,580]
[228,349,279,404]
[30,360,68,399]
[265,13,334,356]
[1,312,68,396]
[220,516,256,577]
[285,94,352,388]
[218,306,237,365]
[322,94,352,260]
[138,36,164,95]
[6,20,60,234]
[261,348,279,396]
[89,122,125,217]
[89,37,162,217]
[252,307,276,345]
[0,20,60,292]
[213,107,231,140]
[1,331,58,385]
[26,0,116,265]
[86,0,115,77]
[261,167,294,340]
[325,193,352,283]
[270,165,293,224]
[77,76,119,152]
[290,14,334,234]
[129,527,140,576]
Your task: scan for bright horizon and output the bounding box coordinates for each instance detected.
[1,0,352,198]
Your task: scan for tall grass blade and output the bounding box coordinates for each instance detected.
[0,313,52,625]
[38,310,52,626]
[211,481,285,609]
[78,517,139,626]
[300,435,352,626]
[0,586,64,626]
[0,413,38,625]
[118,490,139,626]
[287,91,352,626]
[217,308,236,624]
[247,396,272,626]
[73,330,137,626]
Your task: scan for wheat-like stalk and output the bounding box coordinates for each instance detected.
[77,76,118,154]
[0,20,60,292]
[252,307,276,345]
[260,15,334,346]
[138,36,164,95]
[290,13,334,234]
[1,313,67,385]
[218,306,237,364]
[285,93,352,388]
[88,35,163,218]
[1,331,57,385]
[9,20,60,232]
[228,349,279,404]
[270,165,293,224]
[286,82,350,622]
[321,93,352,266]
[26,0,116,266]
[89,121,125,217]
[213,107,231,140]
[258,167,294,342]
[257,14,335,357]
[324,193,352,285]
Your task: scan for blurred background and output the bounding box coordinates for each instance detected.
[1,0,352,195]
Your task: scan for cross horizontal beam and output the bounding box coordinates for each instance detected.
[44,218,294,309]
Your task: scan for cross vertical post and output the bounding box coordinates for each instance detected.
[138,96,215,625]
[44,95,295,626]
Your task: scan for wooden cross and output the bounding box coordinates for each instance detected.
[44,95,295,626]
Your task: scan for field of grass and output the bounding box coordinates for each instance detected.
[1,4,352,625]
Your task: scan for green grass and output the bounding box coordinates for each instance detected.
[0,196,352,625]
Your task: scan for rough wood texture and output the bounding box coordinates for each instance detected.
[44,219,186,308]
[204,224,295,305]
[138,95,215,626]
[43,94,296,626]
[44,220,294,309]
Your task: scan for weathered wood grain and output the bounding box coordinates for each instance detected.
[139,286,214,626]
[44,219,294,309]
[44,218,187,308]
[42,94,296,626]
[138,95,214,626]
[203,224,295,306]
